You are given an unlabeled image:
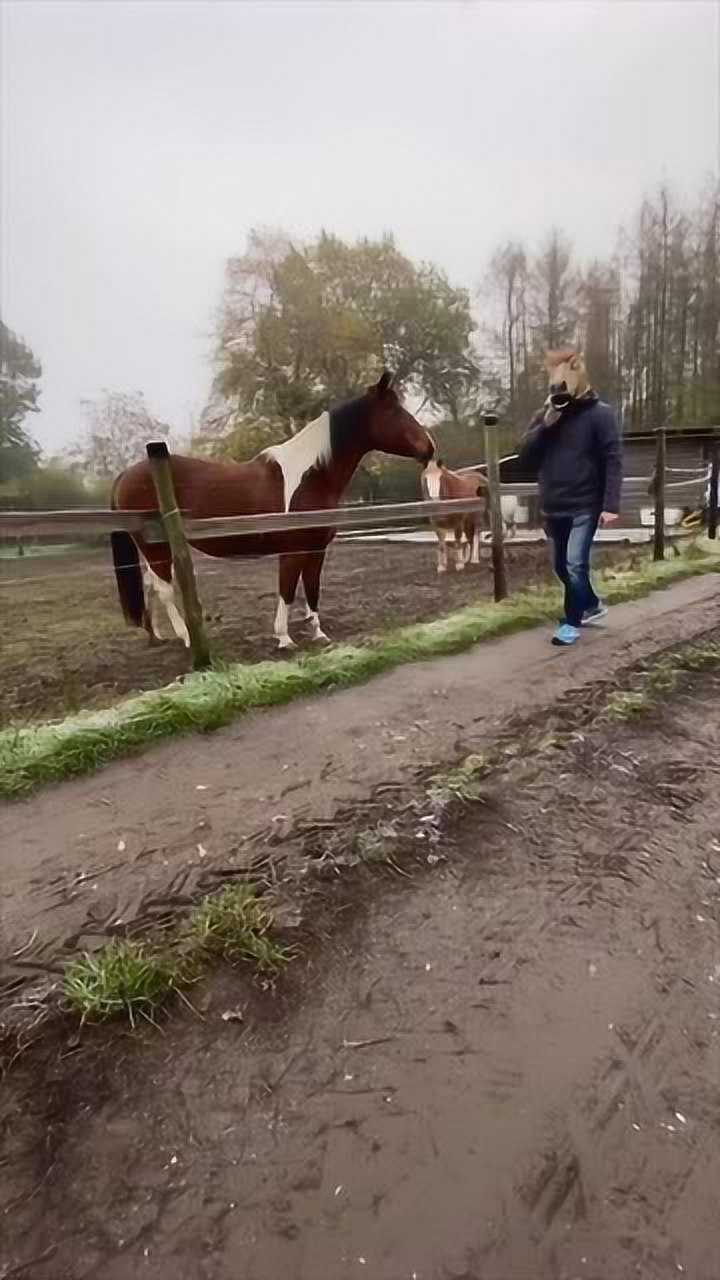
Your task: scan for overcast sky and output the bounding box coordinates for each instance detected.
[1,0,718,452]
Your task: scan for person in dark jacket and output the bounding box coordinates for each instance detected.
[518,350,623,647]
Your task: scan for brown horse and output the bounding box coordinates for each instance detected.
[421,459,488,573]
[111,372,434,650]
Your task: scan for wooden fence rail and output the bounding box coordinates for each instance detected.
[1,444,715,669]
[0,473,709,544]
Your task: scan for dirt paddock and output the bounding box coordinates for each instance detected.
[0,538,634,724]
[1,648,719,1280]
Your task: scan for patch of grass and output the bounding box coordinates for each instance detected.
[1,542,718,797]
[605,690,652,721]
[354,822,404,865]
[63,939,189,1026]
[62,885,293,1027]
[670,638,720,672]
[428,752,492,807]
[605,638,720,722]
[188,884,292,973]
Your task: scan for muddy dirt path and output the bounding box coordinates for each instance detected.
[2,661,719,1279]
[2,575,718,974]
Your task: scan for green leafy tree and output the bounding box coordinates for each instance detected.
[0,320,41,481]
[203,229,480,457]
[0,462,98,510]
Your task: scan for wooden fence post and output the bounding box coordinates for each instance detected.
[709,431,719,541]
[653,424,666,562]
[483,412,508,601]
[146,440,211,670]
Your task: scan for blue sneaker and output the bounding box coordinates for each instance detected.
[552,623,581,646]
[582,603,608,626]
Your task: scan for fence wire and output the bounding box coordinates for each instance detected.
[0,468,711,593]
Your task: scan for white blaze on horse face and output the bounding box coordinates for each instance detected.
[264,412,332,511]
[422,460,443,501]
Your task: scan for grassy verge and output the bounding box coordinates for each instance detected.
[1,541,718,798]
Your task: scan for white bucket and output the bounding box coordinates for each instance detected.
[640,507,683,527]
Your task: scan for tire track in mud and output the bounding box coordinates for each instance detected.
[2,637,720,1279]
[484,683,720,1279]
[219,670,705,1279]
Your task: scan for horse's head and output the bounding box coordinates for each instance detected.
[366,372,435,464]
[544,349,590,411]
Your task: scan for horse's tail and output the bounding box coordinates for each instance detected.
[111,531,145,627]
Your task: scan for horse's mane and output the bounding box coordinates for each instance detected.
[329,386,398,452]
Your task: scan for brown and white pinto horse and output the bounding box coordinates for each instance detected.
[421,459,488,573]
[111,372,434,650]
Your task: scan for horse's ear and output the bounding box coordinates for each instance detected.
[376,371,393,395]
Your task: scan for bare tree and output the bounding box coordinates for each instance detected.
[66,391,172,479]
[529,230,578,352]
[477,183,719,433]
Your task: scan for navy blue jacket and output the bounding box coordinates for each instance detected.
[518,394,623,517]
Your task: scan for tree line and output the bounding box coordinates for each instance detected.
[0,322,172,507]
[1,179,718,508]
[486,183,719,432]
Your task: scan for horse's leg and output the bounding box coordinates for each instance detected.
[140,547,190,648]
[274,553,302,650]
[141,562,164,645]
[462,517,474,564]
[301,551,330,643]
[470,520,481,564]
[454,524,466,571]
[435,528,448,574]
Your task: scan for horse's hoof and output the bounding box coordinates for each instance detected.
[277,637,296,651]
[312,631,331,645]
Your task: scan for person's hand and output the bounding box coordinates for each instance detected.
[600,511,619,527]
[542,398,562,427]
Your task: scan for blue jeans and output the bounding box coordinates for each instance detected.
[544,512,600,628]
